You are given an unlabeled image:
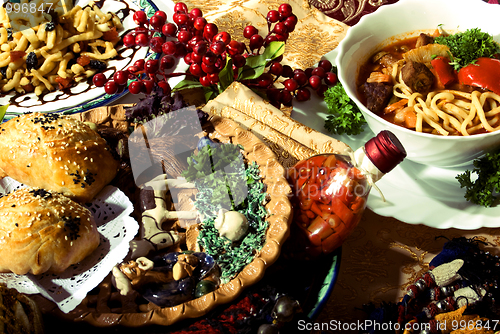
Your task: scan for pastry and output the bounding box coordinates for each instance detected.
[0,284,44,334]
[0,187,100,275]
[0,112,119,203]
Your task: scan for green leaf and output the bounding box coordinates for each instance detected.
[456,148,500,207]
[323,82,365,135]
[0,104,7,123]
[172,78,204,91]
[217,57,235,94]
[238,41,285,81]
[204,86,218,102]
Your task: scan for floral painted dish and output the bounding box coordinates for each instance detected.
[0,0,171,121]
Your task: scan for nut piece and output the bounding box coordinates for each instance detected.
[214,209,249,242]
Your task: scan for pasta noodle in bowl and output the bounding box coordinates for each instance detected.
[334,0,500,167]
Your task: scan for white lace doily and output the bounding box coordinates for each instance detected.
[0,177,139,313]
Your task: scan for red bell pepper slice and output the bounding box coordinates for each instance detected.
[331,196,354,225]
[431,56,456,86]
[310,200,323,216]
[458,57,500,95]
[307,216,334,242]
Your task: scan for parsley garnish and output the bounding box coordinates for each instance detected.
[323,82,365,135]
[456,148,500,207]
[434,28,500,71]
[182,143,269,282]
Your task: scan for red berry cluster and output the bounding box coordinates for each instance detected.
[92,2,337,108]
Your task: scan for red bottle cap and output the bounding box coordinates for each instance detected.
[364,130,406,174]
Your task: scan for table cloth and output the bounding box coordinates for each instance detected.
[172,0,500,332]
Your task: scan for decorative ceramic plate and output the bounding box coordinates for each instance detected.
[307,248,341,320]
[37,105,293,327]
[292,67,500,230]
[0,0,185,121]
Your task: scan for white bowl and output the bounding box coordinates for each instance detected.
[335,0,500,167]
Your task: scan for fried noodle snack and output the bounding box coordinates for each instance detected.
[0,0,122,95]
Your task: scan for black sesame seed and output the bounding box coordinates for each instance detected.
[29,188,53,199]
[45,21,55,31]
[63,216,81,240]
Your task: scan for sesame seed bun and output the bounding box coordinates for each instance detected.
[0,187,99,275]
[0,113,119,203]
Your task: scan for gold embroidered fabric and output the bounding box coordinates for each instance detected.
[308,0,399,25]
[202,81,351,169]
[175,0,349,70]
[205,83,500,331]
[52,0,500,331]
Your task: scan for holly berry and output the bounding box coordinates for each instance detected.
[113,70,128,86]
[92,73,107,87]
[133,10,148,25]
[104,81,118,94]
[123,33,135,47]
[128,80,143,94]
[243,25,258,39]
[101,2,325,110]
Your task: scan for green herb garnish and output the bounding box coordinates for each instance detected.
[434,28,500,70]
[456,148,500,207]
[323,82,365,135]
[0,105,8,123]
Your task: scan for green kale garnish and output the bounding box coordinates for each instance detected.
[434,28,500,71]
[323,82,365,135]
[456,148,500,207]
[194,159,269,283]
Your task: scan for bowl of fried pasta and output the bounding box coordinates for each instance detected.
[335,0,500,167]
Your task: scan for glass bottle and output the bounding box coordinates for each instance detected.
[286,130,406,258]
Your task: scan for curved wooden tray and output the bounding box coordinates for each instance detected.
[39,106,293,327]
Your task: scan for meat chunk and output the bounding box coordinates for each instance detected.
[401,61,435,94]
[362,82,394,115]
[372,51,398,69]
[415,33,434,48]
